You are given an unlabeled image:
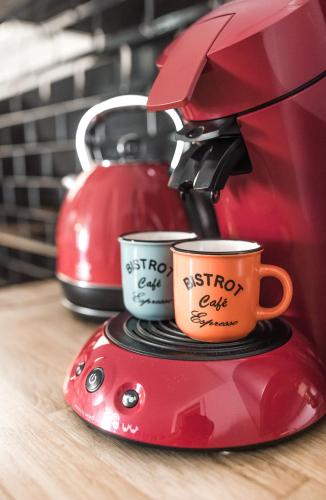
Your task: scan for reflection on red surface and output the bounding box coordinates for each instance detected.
[57,163,189,285]
[64,317,326,449]
[217,78,326,364]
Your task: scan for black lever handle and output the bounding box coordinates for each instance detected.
[193,137,251,196]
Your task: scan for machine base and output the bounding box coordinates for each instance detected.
[64,312,326,449]
[76,409,326,452]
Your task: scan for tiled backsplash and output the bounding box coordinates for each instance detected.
[0,0,225,286]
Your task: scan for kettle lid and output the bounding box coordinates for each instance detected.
[76,95,185,171]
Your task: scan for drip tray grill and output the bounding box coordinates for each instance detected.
[106,313,291,360]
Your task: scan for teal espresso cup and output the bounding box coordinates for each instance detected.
[118,231,197,320]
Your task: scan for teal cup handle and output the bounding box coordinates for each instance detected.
[119,231,197,321]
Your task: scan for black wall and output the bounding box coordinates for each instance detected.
[0,0,225,285]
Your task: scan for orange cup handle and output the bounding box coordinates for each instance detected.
[256,264,293,321]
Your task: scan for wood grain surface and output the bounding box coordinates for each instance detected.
[0,280,325,500]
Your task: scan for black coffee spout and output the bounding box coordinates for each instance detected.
[169,118,252,237]
[168,142,212,191]
[193,136,252,198]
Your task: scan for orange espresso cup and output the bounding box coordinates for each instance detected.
[171,240,293,342]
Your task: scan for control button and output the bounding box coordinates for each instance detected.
[122,389,139,408]
[75,361,85,377]
[86,368,104,393]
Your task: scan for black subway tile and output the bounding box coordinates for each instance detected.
[52,150,76,178]
[84,59,120,96]
[21,89,42,110]
[66,110,86,139]
[11,125,25,145]
[25,155,42,177]
[39,187,61,209]
[50,77,75,104]
[0,99,10,115]
[154,0,207,17]
[35,117,56,142]
[1,158,13,177]
[9,96,22,113]
[0,127,12,145]
[101,0,145,34]
[15,187,29,207]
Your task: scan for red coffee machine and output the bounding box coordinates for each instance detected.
[64,0,326,449]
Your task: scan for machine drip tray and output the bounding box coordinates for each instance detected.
[105,313,291,361]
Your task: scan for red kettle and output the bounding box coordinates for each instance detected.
[56,95,190,319]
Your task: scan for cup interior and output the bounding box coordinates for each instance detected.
[172,239,262,254]
[119,231,197,244]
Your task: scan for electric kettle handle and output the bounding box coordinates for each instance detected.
[75,94,185,172]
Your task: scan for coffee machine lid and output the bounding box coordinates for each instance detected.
[147,0,326,120]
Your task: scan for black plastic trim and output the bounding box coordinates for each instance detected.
[59,281,123,312]
[105,312,291,361]
[187,72,326,125]
[237,71,326,118]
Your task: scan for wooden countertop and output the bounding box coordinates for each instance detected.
[1,280,326,500]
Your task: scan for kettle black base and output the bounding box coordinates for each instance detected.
[58,276,123,320]
[62,298,118,321]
